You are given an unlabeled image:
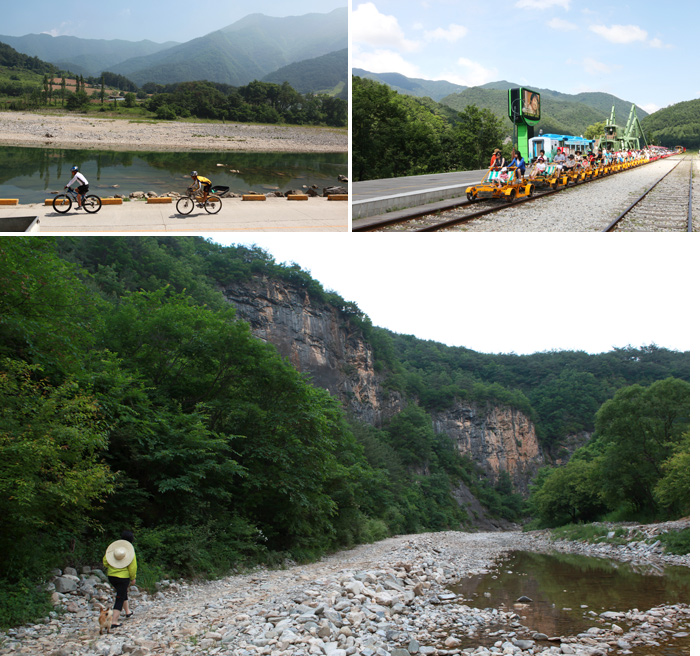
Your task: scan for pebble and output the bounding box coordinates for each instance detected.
[0,529,689,656]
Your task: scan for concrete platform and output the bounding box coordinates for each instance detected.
[352,169,488,220]
[0,197,349,233]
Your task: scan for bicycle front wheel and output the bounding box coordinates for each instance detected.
[204,196,222,214]
[176,197,194,215]
[83,195,102,213]
[52,194,72,213]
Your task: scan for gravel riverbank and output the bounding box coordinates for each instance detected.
[0,112,347,153]
[1,523,689,656]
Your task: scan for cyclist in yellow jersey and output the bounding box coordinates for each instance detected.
[189,170,212,206]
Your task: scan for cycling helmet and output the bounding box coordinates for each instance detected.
[71,166,79,172]
[190,170,198,177]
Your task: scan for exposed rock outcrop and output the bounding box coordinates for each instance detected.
[223,276,403,426]
[223,276,543,493]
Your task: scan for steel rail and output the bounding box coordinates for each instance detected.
[602,158,687,232]
[689,159,694,233]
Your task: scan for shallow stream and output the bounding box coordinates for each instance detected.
[448,550,689,654]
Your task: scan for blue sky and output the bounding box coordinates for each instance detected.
[351,0,697,112]
[3,1,347,44]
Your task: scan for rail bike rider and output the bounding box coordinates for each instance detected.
[64,166,89,210]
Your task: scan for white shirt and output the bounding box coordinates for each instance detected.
[67,172,88,187]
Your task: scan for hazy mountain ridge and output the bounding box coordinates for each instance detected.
[352,68,466,101]
[1,8,347,91]
[265,49,348,96]
[0,33,178,77]
[112,9,347,87]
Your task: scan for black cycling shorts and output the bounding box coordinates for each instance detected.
[77,184,89,194]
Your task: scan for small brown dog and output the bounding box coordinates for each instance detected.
[98,604,114,634]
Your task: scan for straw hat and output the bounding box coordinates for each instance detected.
[105,540,135,569]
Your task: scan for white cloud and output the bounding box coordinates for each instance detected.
[547,17,576,31]
[41,22,72,37]
[352,3,420,52]
[640,103,660,114]
[352,47,421,77]
[424,24,468,43]
[439,58,499,87]
[583,58,612,75]
[649,37,672,49]
[589,24,648,44]
[516,0,570,9]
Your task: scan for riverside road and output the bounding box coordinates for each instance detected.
[0,197,348,233]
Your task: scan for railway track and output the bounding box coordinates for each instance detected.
[355,156,687,233]
[603,157,694,232]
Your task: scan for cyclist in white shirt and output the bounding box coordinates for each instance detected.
[65,166,89,210]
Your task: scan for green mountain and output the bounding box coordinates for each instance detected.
[0,40,59,75]
[354,70,648,137]
[352,68,466,101]
[264,48,348,96]
[112,9,347,87]
[641,99,700,149]
[0,33,178,77]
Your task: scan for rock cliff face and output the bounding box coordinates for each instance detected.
[222,276,543,492]
[222,276,402,425]
[432,404,544,494]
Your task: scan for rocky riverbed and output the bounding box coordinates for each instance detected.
[0,526,689,656]
[0,112,347,153]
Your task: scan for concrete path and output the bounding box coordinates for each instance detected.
[0,198,349,233]
[352,169,488,219]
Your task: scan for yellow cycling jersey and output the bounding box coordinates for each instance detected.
[196,176,211,185]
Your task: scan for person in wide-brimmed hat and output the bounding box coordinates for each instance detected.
[103,530,137,630]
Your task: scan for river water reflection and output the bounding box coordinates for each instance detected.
[0,146,348,204]
[449,550,689,655]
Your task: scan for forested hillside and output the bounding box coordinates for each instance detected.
[353,76,505,181]
[0,237,689,627]
[642,99,700,149]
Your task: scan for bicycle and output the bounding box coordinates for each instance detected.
[52,187,102,214]
[176,185,228,215]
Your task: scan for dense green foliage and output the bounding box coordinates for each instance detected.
[642,99,700,149]
[145,80,347,127]
[0,237,504,628]
[0,41,59,76]
[528,378,689,527]
[353,76,507,181]
[374,333,688,451]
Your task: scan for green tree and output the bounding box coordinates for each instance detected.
[0,359,115,579]
[584,121,606,140]
[65,90,90,111]
[653,432,689,516]
[123,92,137,108]
[529,459,606,526]
[593,377,689,516]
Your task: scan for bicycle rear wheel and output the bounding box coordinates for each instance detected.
[83,195,102,213]
[176,197,194,215]
[204,196,222,214]
[52,194,72,214]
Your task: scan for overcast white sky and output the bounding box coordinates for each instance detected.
[201,233,692,356]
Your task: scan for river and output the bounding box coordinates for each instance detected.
[0,145,348,203]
